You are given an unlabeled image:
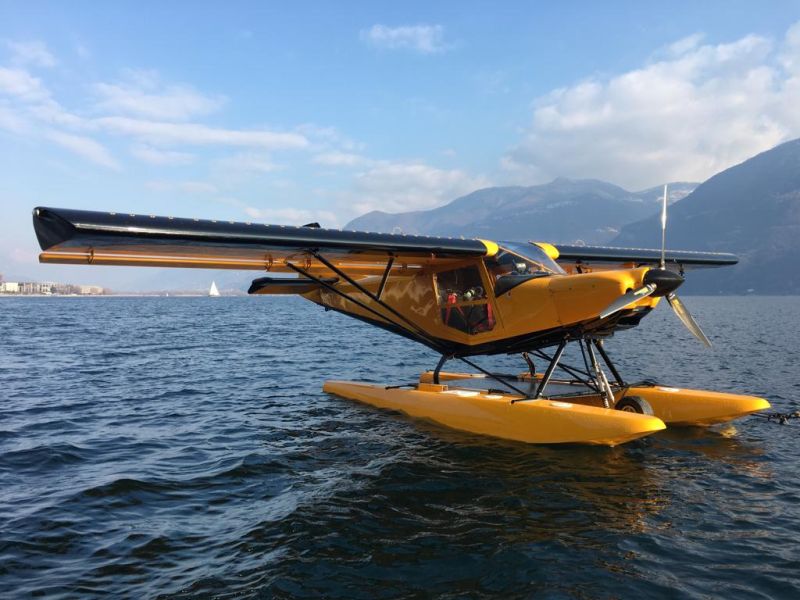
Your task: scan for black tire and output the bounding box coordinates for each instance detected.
[615,395,654,415]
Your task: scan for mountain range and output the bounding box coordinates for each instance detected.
[346,180,697,246]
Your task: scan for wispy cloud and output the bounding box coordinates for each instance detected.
[0,66,49,100]
[5,40,56,68]
[216,152,281,173]
[0,58,311,171]
[130,144,194,165]
[0,105,28,133]
[312,151,372,167]
[94,116,309,149]
[503,23,800,189]
[345,161,490,215]
[94,69,225,120]
[145,180,218,194]
[360,24,450,54]
[46,131,120,170]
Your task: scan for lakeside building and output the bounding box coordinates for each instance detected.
[0,278,106,295]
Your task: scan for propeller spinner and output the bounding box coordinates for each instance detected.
[600,185,712,347]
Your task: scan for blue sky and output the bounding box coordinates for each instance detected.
[2,1,800,287]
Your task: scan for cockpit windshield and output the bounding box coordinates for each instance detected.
[495,242,565,275]
[483,242,564,295]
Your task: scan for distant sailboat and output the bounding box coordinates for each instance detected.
[208,281,220,297]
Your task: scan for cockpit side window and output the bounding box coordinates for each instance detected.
[434,265,495,335]
[435,265,486,304]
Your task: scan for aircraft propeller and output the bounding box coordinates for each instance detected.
[599,185,712,347]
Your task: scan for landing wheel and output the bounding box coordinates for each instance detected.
[615,396,654,415]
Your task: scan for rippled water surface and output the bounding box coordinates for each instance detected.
[2,296,800,599]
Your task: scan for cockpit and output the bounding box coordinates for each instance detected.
[485,242,565,295]
[433,242,564,334]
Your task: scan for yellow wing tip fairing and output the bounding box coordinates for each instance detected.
[478,239,499,257]
[532,242,560,261]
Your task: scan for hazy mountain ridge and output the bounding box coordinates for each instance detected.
[613,138,800,294]
[346,179,697,245]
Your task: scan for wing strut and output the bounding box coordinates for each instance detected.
[308,250,444,350]
[285,263,395,329]
[286,255,448,353]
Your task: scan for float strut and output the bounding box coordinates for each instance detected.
[534,340,567,398]
[522,352,536,378]
[593,339,624,386]
[433,354,449,385]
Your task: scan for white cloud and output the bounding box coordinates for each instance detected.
[46,131,120,170]
[94,70,224,120]
[0,62,314,183]
[346,162,490,215]
[0,67,49,100]
[130,144,194,165]
[0,104,28,133]
[312,151,372,167]
[0,66,86,128]
[93,116,309,149]
[664,33,705,58]
[504,25,800,189]
[5,40,56,68]
[146,180,218,194]
[216,152,281,173]
[361,24,449,54]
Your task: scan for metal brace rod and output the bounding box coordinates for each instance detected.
[576,341,604,394]
[377,256,395,301]
[522,352,535,378]
[586,340,615,408]
[432,354,449,384]
[593,339,625,386]
[534,340,567,398]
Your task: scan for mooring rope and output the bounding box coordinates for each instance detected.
[751,411,800,425]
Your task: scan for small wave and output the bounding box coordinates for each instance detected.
[0,442,90,472]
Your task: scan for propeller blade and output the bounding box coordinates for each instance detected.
[660,184,668,269]
[666,292,712,348]
[599,284,656,319]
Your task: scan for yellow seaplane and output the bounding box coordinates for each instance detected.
[31,189,770,446]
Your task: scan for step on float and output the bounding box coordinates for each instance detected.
[324,373,769,446]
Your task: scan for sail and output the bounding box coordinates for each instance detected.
[209,281,220,296]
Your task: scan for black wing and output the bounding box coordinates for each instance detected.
[34,206,492,272]
[552,243,737,271]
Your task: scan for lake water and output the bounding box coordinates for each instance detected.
[1,295,799,599]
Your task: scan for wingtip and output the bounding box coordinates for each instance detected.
[32,206,76,251]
